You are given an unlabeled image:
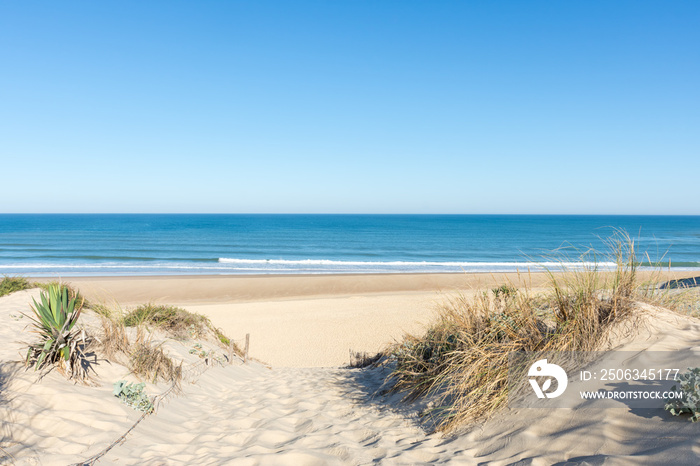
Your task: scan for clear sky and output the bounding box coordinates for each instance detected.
[1,1,698,214]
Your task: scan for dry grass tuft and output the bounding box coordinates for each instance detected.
[89,298,239,384]
[129,340,182,384]
[636,270,700,317]
[386,231,653,432]
[92,299,240,383]
[96,317,181,384]
[97,317,131,362]
[348,350,384,369]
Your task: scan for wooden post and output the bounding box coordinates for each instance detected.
[228,341,235,365]
[244,333,250,364]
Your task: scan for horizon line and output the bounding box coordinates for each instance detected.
[1,212,699,216]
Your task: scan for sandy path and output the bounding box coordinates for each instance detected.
[101,365,460,465]
[97,306,700,466]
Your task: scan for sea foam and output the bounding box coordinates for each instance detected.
[218,258,618,269]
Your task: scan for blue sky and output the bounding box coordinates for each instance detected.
[1,1,698,214]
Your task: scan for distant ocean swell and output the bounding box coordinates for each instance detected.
[1,214,699,276]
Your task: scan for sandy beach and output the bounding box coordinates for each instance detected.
[68,271,696,367]
[2,271,700,464]
[70,273,539,368]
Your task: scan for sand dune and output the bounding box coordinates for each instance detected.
[3,274,700,464]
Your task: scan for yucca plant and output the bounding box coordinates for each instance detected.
[25,284,91,382]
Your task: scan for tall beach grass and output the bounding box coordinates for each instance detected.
[386,231,691,432]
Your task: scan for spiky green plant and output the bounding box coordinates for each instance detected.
[25,284,91,382]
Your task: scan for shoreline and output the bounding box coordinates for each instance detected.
[64,271,551,305]
[63,270,700,305]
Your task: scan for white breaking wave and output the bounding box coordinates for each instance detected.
[3,259,696,277]
[0,259,620,272]
[218,258,618,268]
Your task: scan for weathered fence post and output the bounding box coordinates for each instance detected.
[244,333,250,364]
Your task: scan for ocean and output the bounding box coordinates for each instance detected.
[0,214,698,276]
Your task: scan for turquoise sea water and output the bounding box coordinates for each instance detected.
[0,214,698,276]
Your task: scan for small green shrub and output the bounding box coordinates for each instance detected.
[25,284,91,382]
[113,380,154,413]
[665,367,700,422]
[492,285,517,298]
[189,342,208,358]
[123,303,209,339]
[121,303,241,356]
[492,285,518,313]
[0,275,33,297]
[214,328,231,346]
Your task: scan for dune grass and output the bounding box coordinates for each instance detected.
[122,303,239,350]
[0,275,33,297]
[637,274,700,316]
[94,301,239,383]
[121,303,239,351]
[386,232,651,432]
[98,317,182,384]
[123,303,212,339]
